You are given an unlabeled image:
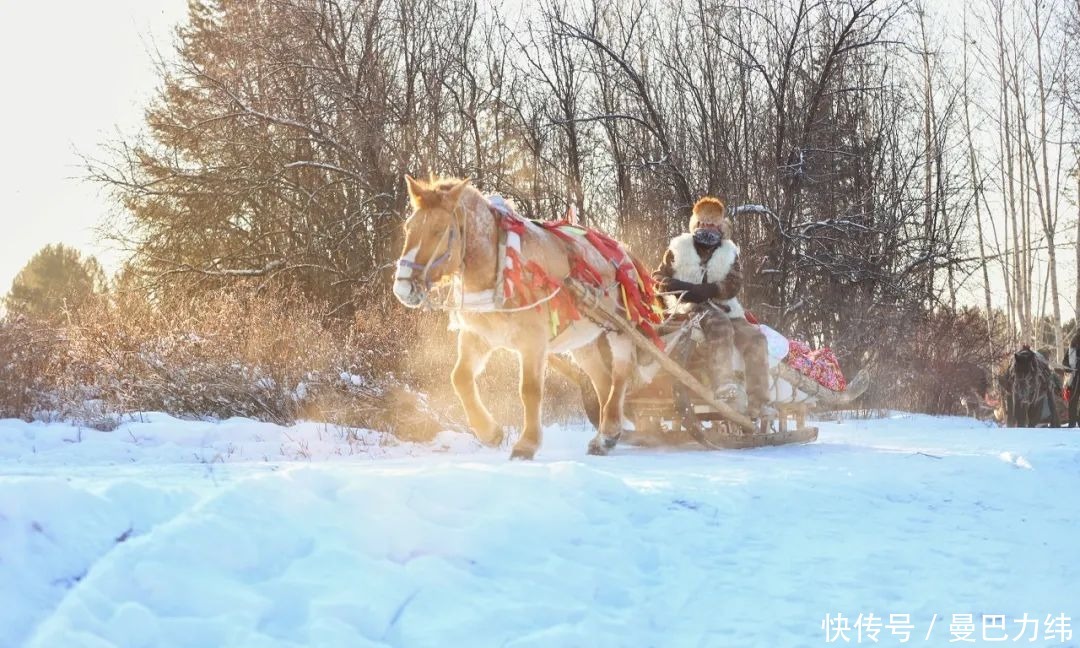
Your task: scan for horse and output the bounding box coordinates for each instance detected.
[998,346,1061,428]
[392,175,651,459]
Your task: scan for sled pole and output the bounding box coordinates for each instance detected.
[564,278,755,433]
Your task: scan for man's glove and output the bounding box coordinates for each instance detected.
[683,282,719,303]
[661,277,719,303]
[663,278,695,293]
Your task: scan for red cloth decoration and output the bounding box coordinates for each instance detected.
[494,211,663,348]
[537,219,663,348]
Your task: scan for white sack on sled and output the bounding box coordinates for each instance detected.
[731,323,789,372]
[731,324,820,405]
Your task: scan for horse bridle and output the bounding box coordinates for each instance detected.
[396,203,467,301]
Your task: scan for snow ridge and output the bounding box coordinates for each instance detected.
[2,413,1078,647]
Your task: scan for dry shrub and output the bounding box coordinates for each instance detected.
[862,307,1006,415]
[0,288,453,434]
[3,289,1017,430]
[70,290,343,424]
[0,317,62,420]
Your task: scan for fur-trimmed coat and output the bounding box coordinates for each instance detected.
[653,232,744,318]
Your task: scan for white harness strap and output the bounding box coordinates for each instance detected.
[444,196,528,316]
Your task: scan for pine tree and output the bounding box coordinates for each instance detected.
[92,0,402,309]
[5,244,107,321]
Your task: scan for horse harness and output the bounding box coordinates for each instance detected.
[396,195,663,345]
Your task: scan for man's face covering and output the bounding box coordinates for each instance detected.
[693,228,724,247]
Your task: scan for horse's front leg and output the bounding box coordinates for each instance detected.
[511,342,547,460]
[452,331,502,447]
[1009,393,1022,427]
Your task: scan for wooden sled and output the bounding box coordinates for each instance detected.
[563,279,869,450]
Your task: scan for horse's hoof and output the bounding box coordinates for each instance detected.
[510,444,536,460]
[587,438,608,456]
[602,433,621,449]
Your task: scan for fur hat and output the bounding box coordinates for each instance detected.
[688,197,731,236]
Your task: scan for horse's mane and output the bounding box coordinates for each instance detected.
[410,176,478,210]
[430,177,465,192]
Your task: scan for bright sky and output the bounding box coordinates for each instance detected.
[0,0,188,294]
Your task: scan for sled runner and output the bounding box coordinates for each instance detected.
[564,279,870,450]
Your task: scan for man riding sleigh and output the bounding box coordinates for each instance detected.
[652,197,776,420]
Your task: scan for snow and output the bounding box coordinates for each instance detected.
[2,412,1079,647]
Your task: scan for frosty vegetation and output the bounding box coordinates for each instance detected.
[5,0,1080,428]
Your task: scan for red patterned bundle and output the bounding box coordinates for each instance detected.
[786,340,847,392]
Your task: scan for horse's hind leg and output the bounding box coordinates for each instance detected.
[549,354,601,431]
[585,334,634,456]
[511,342,547,460]
[452,331,501,447]
[570,342,614,452]
[601,334,634,449]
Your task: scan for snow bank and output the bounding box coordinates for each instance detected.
[2,413,1079,647]
[0,413,482,467]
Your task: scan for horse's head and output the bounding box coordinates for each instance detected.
[393,175,471,308]
[1013,346,1037,378]
[1010,345,1043,404]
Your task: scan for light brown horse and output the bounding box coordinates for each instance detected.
[393,175,640,459]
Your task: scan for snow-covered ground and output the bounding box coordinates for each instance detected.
[2,412,1078,647]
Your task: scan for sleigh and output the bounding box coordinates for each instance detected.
[563,279,870,450]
